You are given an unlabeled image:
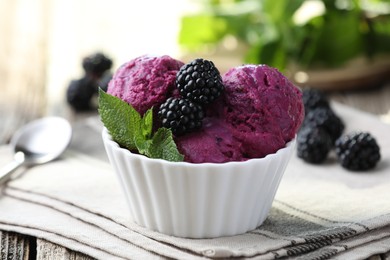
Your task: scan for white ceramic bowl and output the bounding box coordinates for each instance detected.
[102,128,295,238]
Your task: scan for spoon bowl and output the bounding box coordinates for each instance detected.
[0,117,72,185]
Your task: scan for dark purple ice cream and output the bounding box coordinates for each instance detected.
[107,55,184,115]
[220,65,304,158]
[176,65,304,162]
[108,56,304,163]
[175,118,244,163]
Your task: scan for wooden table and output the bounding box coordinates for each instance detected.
[1,83,390,259]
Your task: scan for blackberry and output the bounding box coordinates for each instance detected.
[158,97,204,135]
[302,107,344,144]
[335,132,381,171]
[297,126,333,164]
[82,52,113,78]
[97,72,113,92]
[176,58,224,105]
[302,88,330,114]
[66,77,97,111]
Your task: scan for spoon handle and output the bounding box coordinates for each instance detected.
[0,151,25,186]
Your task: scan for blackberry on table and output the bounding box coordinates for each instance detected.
[158,97,204,136]
[297,126,333,164]
[335,132,381,171]
[82,52,113,78]
[97,72,113,92]
[302,88,330,113]
[66,77,97,111]
[176,58,224,105]
[302,107,344,144]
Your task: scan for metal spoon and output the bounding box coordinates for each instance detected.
[0,117,72,186]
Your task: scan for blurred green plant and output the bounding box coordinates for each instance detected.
[178,0,390,71]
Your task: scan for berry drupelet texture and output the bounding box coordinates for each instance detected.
[335,132,381,171]
[158,97,205,136]
[297,126,333,164]
[176,58,224,105]
[302,88,330,114]
[302,107,345,144]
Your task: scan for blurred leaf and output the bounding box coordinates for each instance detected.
[178,14,228,49]
[370,14,390,53]
[309,9,364,67]
[245,39,287,70]
[178,0,390,69]
[296,16,325,67]
[263,0,306,22]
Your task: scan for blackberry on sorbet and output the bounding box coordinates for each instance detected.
[158,97,204,136]
[335,132,381,171]
[176,58,224,105]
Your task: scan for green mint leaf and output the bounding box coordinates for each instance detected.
[98,89,141,150]
[148,128,184,162]
[141,108,153,140]
[135,137,152,156]
[98,89,184,162]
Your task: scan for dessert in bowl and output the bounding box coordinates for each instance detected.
[100,55,304,238]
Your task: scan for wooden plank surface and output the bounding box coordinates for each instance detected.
[329,83,390,116]
[0,231,33,260]
[36,239,93,260]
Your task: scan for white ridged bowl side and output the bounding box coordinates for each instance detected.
[102,128,295,238]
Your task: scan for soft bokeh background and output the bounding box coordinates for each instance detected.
[179,0,390,88]
[0,0,198,142]
[1,0,390,143]
[0,0,197,114]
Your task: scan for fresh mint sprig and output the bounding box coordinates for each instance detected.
[98,89,184,162]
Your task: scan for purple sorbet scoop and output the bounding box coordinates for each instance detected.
[107,55,184,115]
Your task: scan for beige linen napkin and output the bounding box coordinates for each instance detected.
[0,102,389,260]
